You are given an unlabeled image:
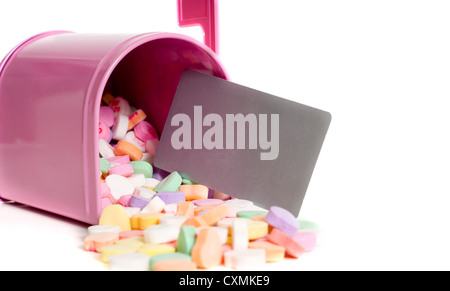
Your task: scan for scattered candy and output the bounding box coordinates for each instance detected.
[175,201,195,217]
[156,191,185,205]
[192,198,224,207]
[112,114,129,141]
[107,155,130,165]
[87,225,121,235]
[128,195,151,210]
[193,204,217,216]
[163,203,178,216]
[129,161,153,178]
[159,215,189,226]
[176,225,197,255]
[128,109,147,131]
[99,106,115,127]
[140,196,165,214]
[133,121,158,142]
[115,236,145,249]
[100,243,138,263]
[248,241,285,262]
[225,199,254,209]
[232,218,248,250]
[179,184,209,201]
[124,131,146,152]
[130,212,165,230]
[98,204,131,231]
[108,163,134,177]
[105,174,135,200]
[182,215,207,228]
[123,206,140,217]
[115,140,143,161]
[118,230,143,239]
[109,96,131,117]
[153,171,182,193]
[198,203,228,226]
[265,205,299,237]
[84,232,118,252]
[98,121,111,141]
[98,138,115,159]
[191,228,222,269]
[143,224,180,244]
[85,92,319,270]
[197,226,228,245]
[267,228,304,258]
[137,243,175,257]
[248,220,269,240]
[128,174,146,188]
[236,210,268,219]
[292,231,317,252]
[136,187,155,199]
[144,178,160,189]
[99,158,110,175]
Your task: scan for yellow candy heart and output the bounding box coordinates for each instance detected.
[99,204,131,231]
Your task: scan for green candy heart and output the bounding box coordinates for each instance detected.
[176,225,197,255]
[129,161,153,178]
[99,158,110,174]
[154,171,182,193]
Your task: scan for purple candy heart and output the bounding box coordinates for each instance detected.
[152,167,170,181]
[156,191,185,205]
[265,206,299,237]
[128,195,151,210]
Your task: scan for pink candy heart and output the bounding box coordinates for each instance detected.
[134,121,159,143]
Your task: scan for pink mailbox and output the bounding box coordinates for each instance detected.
[0,0,227,224]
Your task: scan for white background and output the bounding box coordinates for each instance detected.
[1,0,450,270]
